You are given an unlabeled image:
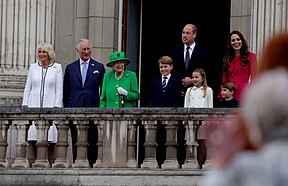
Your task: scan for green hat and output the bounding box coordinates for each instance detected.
[106,51,131,67]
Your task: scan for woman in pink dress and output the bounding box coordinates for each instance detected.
[220,31,257,102]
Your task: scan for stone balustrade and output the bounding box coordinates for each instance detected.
[0,107,237,169]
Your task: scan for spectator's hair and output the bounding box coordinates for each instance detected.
[242,68,288,144]
[258,33,288,75]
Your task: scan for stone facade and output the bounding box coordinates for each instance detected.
[0,0,288,106]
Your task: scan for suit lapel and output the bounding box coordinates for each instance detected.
[158,77,163,92]
[84,59,98,86]
[86,60,94,80]
[165,76,173,91]
[73,59,82,84]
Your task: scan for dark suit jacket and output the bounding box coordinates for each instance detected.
[147,75,182,107]
[63,58,106,107]
[171,44,210,81]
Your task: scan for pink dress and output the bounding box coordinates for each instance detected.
[221,52,257,102]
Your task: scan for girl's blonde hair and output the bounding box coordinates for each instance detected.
[193,68,208,97]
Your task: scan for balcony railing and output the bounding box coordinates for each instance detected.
[0,107,237,169]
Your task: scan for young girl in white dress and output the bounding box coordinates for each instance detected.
[184,68,213,169]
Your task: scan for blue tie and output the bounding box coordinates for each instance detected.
[82,62,88,86]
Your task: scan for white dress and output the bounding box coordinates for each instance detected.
[22,62,63,143]
[184,86,213,108]
[184,86,213,139]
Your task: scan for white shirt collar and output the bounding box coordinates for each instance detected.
[80,58,90,65]
[185,42,196,51]
[192,85,204,90]
[162,74,171,81]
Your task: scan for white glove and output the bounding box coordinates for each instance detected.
[117,87,128,96]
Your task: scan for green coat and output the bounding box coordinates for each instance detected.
[100,69,140,108]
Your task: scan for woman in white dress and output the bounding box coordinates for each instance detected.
[22,42,63,165]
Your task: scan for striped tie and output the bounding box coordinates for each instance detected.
[162,76,167,92]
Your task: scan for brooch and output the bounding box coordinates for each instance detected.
[125,74,130,77]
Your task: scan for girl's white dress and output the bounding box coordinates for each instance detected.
[184,86,213,139]
[184,86,213,108]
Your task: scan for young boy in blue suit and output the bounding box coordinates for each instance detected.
[147,56,182,168]
[147,56,182,107]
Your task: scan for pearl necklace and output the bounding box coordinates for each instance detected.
[115,71,124,80]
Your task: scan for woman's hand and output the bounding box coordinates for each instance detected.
[117,87,128,96]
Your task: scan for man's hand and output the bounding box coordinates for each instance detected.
[182,77,193,87]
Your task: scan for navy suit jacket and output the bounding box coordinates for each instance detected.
[63,58,106,107]
[147,75,182,107]
[171,44,210,80]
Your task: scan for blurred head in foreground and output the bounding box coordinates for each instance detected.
[242,68,288,147]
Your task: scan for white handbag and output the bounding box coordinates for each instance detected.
[48,121,58,143]
[27,121,38,141]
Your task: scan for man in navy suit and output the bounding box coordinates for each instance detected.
[171,23,210,101]
[63,38,106,167]
[170,23,210,167]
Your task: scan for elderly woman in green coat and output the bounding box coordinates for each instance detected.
[100,51,140,108]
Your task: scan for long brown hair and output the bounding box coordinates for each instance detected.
[223,31,250,76]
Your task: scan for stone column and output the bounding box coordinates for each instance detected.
[102,119,128,167]
[94,120,104,167]
[162,120,178,169]
[126,120,137,167]
[72,120,89,168]
[0,120,9,167]
[33,120,50,168]
[141,120,158,169]
[0,0,56,106]
[251,0,288,56]
[53,120,69,168]
[11,120,30,168]
[183,120,198,169]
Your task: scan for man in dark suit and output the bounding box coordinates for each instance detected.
[170,23,210,167]
[171,23,210,101]
[63,38,106,167]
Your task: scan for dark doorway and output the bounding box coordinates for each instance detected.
[139,0,231,107]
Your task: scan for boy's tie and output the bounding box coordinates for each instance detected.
[162,76,167,92]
